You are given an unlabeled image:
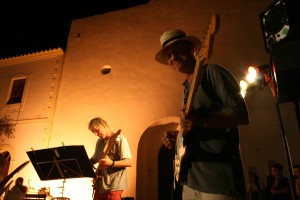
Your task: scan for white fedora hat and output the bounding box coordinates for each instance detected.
[155,29,201,64]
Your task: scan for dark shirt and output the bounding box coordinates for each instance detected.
[5,185,27,200]
[265,176,292,200]
[182,64,248,197]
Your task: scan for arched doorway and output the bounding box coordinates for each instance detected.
[136,117,181,200]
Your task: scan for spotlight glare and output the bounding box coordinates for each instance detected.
[248,66,258,75]
[241,90,246,98]
[246,74,256,83]
[246,66,259,83]
[240,80,248,98]
[240,80,248,91]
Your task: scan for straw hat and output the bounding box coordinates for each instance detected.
[155,29,201,64]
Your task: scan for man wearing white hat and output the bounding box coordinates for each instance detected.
[157,29,249,200]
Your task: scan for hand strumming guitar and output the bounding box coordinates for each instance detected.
[180,109,207,136]
[162,110,207,150]
[162,131,178,150]
[98,155,114,168]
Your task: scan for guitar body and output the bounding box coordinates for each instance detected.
[174,14,220,184]
[174,132,187,183]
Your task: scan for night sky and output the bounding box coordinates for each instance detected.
[0,0,149,59]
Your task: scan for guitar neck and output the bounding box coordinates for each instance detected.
[183,14,219,116]
[102,129,121,158]
[184,58,206,115]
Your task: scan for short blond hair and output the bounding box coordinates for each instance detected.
[88,117,108,129]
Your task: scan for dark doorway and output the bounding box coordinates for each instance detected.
[158,146,182,200]
[0,151,11,181]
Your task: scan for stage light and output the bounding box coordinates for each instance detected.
[240,80,248,91]
[240,80,248,98]
[246,66,259,83]
[239,64,272,97]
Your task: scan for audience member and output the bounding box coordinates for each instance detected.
[293,164,300,200]
[4,177,28,200]
[264,163,291,200]
[247,174,263,200]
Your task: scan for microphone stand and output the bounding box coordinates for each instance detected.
[274,101,297,200]
[266,55,299,200]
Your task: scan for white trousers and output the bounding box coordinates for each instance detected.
[182,185,236,200]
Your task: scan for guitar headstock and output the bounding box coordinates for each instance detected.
[109,129,121,141]
[198,14,220,62]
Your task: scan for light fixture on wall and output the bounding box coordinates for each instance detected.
[239,64,273,98]
[101,65,112,75]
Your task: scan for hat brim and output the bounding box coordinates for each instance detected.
[155,36,201,65]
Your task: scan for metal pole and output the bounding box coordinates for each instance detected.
[274,102,297,200]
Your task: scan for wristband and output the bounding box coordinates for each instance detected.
[110,161,115,168]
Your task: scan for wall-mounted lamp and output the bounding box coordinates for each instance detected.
[101,65,112,75]
[240,64,274,97]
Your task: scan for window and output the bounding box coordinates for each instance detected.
[6,78,26,104]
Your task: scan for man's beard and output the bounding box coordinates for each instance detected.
[178,57,196,74]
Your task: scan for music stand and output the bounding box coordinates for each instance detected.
[26,145,95,180]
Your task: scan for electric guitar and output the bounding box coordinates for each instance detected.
[174,14,220,184]
[92,129,121,188]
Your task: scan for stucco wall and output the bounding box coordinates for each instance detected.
[51,0,300,199]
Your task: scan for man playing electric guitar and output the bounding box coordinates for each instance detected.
[156,26,249,200]
[88,117,132,200]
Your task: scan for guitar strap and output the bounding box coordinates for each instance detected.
[177,65,208,184]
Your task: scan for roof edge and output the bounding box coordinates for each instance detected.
[0,48,64,67]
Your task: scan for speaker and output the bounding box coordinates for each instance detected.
[259,0,300,53]
[271,40,300,103]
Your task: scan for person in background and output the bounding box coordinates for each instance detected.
[156,28,249,200]
[88,117,133,200]
[293,164,300,200]
[264,163,291,200]
[4,177,28,200]
[247,174,263,200]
